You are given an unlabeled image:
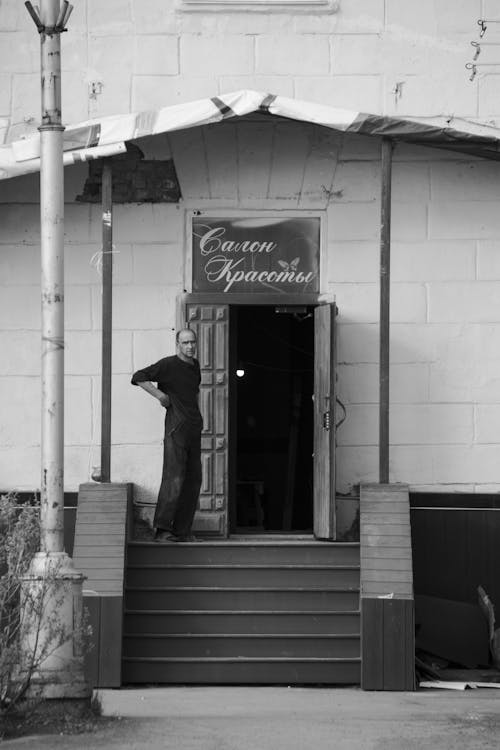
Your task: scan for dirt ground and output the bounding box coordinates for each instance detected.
[1,686,500,749]
[0,701,112,742]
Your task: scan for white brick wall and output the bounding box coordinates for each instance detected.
[0,447,41,490]
[295,76,383,113]
[0,165,180,498]
[132,330,177,371]
[66,331,132,375]
[386,0,481,34]
[3,0,500,499]
[112,374,166,445]
[62,33,88,74]
[428,282,500,323]
[88,0,134,34]
[391,241,475,282]
[478,241,500,280]
[220,76,294,97]
[475,405,500,444]
[431,162,500,202]
[132,75,219,110]
[3,147,500,497]
[0,332,40,376]
[134,36,179,77]
[479,76,500,118]
[181,36,254,77]
[0,0,495,141]
[0,75,11,120]
[0,377,40,447]
[11,74,40,138]
[336,446,378,491]
[430,202,500,240]
[108,205,183,244]
[131,0,177,34]
[337,363,430,404]
[256,35,330,76]
[0,33,38,73]
[334,0,384,34]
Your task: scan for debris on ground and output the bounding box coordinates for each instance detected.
[415,594,490,668]
[420,680,500,690]
[0,699,116,741]
[477,585,500,669]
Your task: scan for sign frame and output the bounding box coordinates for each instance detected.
[185,209,327,296]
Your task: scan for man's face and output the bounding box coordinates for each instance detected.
[177,331,197,360]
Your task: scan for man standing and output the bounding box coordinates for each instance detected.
[131,329,203,542]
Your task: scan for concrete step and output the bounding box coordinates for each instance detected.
[125,564,360,588]
[123,539,361,685]
[123,633,360,659]
[124,587,359,611]
[121,656,361,685]
[124,610,360,635]
[127,540,360,566]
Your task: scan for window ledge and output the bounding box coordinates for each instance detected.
[179,0,338,11]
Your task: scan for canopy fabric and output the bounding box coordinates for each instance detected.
[2,89,500,180]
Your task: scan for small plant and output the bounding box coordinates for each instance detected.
[0,493,40,712]
[0,493,88,718]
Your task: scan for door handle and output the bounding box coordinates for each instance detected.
[323,395,331,431]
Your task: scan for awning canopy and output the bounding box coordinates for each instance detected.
[2,89,500,180]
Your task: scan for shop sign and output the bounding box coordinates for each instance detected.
[192,216,320,294]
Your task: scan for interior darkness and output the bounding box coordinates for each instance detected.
[231,306,314,533]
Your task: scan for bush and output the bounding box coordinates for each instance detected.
[0,493,88,715]
[0,493,41,712]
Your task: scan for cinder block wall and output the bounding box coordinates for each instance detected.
[0,162,182,501]
[2,124,500,500]
[2,0,500,501]
[0,0,490,143]
[332,140,500,493]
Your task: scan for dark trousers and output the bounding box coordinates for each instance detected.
[154,422,202,536]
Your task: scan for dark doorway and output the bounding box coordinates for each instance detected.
[230,305,314,534]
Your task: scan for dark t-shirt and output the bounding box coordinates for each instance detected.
[131,355,202,426]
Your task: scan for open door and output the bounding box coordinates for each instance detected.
[313,303,337,540]
[186,303,229,536]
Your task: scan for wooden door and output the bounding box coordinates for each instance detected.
[313,303,337,540]
[186,303,229,536]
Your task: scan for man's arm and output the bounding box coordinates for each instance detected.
[137,381,170,408]
[131,359,170,408]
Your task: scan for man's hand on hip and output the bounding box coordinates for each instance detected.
[136,381,170,408]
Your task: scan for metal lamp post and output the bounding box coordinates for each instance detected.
[21,0,88,699]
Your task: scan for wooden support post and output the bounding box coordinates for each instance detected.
[101,161,113,483]
[379,139,393,485]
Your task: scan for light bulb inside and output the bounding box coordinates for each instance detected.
[236,368,245,378]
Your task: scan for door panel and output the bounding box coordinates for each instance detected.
[314,303,336,540]
[186,304,229,536]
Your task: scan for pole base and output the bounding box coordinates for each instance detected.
[22,673,91,700]
[20,552,91,700]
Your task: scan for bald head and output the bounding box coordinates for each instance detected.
[176,328,197,362]
[176,328,196,344]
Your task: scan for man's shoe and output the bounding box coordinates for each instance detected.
[154,530,177,543]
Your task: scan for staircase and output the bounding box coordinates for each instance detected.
[122,538,360,684]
